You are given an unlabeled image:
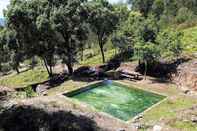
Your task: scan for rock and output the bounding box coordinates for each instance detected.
[173,59,197,91]
[74,66,95,77]
[118,129,125,131]
[182,87,190,94]
[36,84,49,94]
[153,125,162,131]
[193,53,197,58]
[132,114,143,123]
[191,116,197,123]
[133,123,142,129]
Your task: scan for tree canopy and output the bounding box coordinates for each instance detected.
[0,0,186,79]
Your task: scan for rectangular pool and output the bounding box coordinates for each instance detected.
[65,81,166,121]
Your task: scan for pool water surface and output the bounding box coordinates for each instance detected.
[65,81,166,121]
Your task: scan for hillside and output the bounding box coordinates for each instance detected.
[182,26,197,54]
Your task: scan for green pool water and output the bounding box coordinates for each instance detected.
[66,81,165,121]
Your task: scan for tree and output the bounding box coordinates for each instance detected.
[111,3,132,53]
[5,0,58,76]
[0,29,11,73]
[156,29,183,60]
[128,0,154,17]
[6,0,39,74]
[121,12,160,79]
[111,33,131,52]
[88,0,118,63]
[113,3,130,23]
[3,29,24,74]
[135,41,160,80]
[128,0,197,26]
[152,0,164,20]
[36,13,57,77]
[176,7,194,24]
[5,0,89,76]
[51,0,89,75]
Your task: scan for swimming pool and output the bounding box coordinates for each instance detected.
[65,81,166,121]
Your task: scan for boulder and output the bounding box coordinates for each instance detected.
[153,125,162,131]
[74,66,95,77]
[173,59,197,91]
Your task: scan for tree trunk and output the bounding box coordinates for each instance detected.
[14,60,20,74]
[30,56,36,70]
[67,49,74,76]
[81,46,84,61]
[0,63,2,72]
[13,53,20,74]
[15,66,20,74]
[99,41,105,63]
[49,65,53,76]
[144,60,147,80]
[66,63,73,76]
[43,58,52,77]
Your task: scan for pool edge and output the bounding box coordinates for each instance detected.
[61,80,168,123]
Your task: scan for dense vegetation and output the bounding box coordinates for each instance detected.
[0,0,196,78]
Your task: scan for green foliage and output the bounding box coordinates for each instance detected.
[135,41,160,62]
[5,0,89,76]
[24,86,37,98]
[176,7,194,24]
[0,29,11,73]
[117,10,183,63]
[113,3,130,23]
[0,0,192,79]
[156,29,183,60]
[51,0,89,75]
[88,0,119,63]
[129,0,155,17]
[128,0,197,25]
[111,33,131,51]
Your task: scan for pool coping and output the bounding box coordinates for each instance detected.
[61,80,168,123]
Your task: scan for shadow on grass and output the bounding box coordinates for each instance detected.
[0,105,102,131]
[15,73,69,93]
[13,51,132,93]
[136,58,191,79]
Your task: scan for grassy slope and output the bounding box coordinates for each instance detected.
[182,26,197,54]
[2,25,197,88]
[0,49,116,88]
[141,95,197,131]
[0,67,48,88]
[80,49,116,66]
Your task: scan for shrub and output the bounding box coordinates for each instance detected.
[24,86,37,98]
[176,8,194,24]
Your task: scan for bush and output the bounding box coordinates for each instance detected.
[0,63,12,74]
[156,29,183,61]
[24,86,37,98]
[176,8,194,24]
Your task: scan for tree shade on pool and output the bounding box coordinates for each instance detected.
[65,82,166,121]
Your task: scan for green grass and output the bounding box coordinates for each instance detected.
[0,49,116,89]
[0,67,49,88]
[170,121,197,131]
[141,95,197,130]
[80,49,116,66]
[182,26,197,54]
